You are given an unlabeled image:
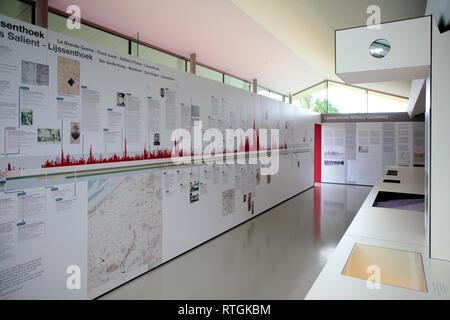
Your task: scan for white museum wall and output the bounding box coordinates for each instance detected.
[0,14,320,299]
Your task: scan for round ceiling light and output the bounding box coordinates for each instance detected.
[369,39,391,58]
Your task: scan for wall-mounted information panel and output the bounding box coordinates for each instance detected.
[321,121,424,186]
[0,14,320,299]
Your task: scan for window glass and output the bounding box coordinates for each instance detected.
[224,74,250,91]
[271,93,284,102]
[368,91,408,113]
[292,81,328,113]
[328,81,367,113]
[257,86,269,96]
[197,65,223,82]
[0,0,32,23]
[132,42,186,71]
[293,81,408,114]
[48,12,129,54]
[258,87,283,101]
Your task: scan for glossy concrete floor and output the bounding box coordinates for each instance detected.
[100,183,371,300]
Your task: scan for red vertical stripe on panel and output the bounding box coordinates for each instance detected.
[314,124,322,183]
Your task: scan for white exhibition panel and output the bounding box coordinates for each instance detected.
[321,121,423,186]
[0,181,88,299]
[0,13,196,170]
[429,23,450,261]
[335,16,431,83]
[0,14,320,299]
[162,153,314,263]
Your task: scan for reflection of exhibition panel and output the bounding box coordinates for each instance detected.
[427,22,450,261]
[335,16,430,83]
[0,15,319,299]
[321,121,424,186]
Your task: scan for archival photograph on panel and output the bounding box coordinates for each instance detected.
[358,146,369,153]
[324,151,345,166]
[190,192,199,203]
[21,109,33,126]
[222,189,235,217]
[191,104,200,126]
[57,56,80,96]
[88,171,162,297]
[36,63,49,86]
[21,60,49,86]
[116,92,126,107]
[70,121,81,144]
[37,128,61,144]
[21,60,35,85]
[153,133,160,146]
[256,167,261,185]
[190,181,199,203]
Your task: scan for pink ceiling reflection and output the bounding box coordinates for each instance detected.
[48,0,323,94]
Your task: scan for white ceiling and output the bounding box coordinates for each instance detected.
[48,0,427,97]
[231,0,428,97]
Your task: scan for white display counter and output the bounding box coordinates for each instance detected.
[306,166,450,299]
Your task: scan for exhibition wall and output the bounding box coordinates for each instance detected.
[427,19,450,261]
[0,14,319,299]
[321,119,424,186]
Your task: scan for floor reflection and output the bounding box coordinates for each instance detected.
[101,183,371,300]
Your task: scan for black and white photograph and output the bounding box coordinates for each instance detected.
[70,121,81,144]
[37,128,61,144]
[189,180,200,203]
[36,63,49,86]
[153,133,160,146]
[116,92,126,107]
[21,60,35,85]
[358,145,369,153]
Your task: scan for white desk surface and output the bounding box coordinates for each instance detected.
[306,166,450,299]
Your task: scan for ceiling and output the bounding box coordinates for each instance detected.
[231,0,428,97]
[47,0,427,97]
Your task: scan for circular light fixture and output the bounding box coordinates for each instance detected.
[369,39,391,58]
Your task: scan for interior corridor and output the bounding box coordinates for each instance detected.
[101,183,371,300]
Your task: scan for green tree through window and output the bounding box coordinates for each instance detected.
[299,96,339,114]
